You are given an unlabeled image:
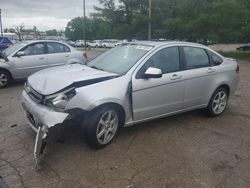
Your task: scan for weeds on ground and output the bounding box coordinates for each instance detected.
[218,51,250,60]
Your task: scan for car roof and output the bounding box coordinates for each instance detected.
[18,40,75,49]
[20,40,69,44]
[126,40,206,48]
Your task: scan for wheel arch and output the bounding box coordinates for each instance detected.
[0,68,13,80]
[216,84,230,96]
[66,58,80,64]
[89,102,126,126]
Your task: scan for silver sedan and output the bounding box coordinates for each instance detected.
[21,41,239,160]
[0,40,86,88]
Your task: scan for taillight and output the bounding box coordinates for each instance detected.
[236,64,239,73]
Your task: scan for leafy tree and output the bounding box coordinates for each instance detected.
[46,29,58,36]
[65,0,250,43]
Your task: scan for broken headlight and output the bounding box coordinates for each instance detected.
[44,88,76,110]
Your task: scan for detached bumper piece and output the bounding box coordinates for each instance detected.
[34,126,48,167]
[21,91,69,166]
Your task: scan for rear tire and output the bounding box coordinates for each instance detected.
[81,106,120,149]
[207,87,228,117]
[0,70,11,89]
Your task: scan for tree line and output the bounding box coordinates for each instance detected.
[4,25,64,41]
[65,0,250,44]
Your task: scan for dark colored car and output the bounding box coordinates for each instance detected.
[237,43,250,51]
[0,37,13,52]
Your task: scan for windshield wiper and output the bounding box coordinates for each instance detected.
[90,65,105,71]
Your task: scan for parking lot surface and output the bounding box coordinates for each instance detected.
[0,50,250,187]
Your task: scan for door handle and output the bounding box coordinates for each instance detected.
[207,68,216,73]
[170,74,182,80]
[38,57,45,60]
[65,55,69,57]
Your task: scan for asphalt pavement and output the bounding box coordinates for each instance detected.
[0,50,250,188]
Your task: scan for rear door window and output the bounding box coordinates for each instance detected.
[47,42,70,53]
[183,47,210,69]
[207,50,223,65]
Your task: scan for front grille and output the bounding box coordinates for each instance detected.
[25,82,44,104]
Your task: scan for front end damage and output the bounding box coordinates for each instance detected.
[21,65,131,166]
[22,91,69,166]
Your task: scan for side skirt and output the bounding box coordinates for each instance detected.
[124,104,208,127]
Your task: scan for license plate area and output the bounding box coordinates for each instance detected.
[22,102,40,129]
[26,111,37,127]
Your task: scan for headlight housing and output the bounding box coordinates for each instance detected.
[44,88,76,110]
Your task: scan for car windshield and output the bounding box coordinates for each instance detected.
[2,42,26,56]
[87,44,153,75]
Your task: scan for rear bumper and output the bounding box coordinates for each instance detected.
[22,91,69,131]
[231,74,240,95]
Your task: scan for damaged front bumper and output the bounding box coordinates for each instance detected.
[21,91,69,161]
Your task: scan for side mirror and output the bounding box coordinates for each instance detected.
[16,51,25,57]
[143,67,162,79]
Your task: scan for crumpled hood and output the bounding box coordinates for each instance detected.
[28,64,118,95]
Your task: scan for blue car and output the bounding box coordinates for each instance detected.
[0,37,13,52]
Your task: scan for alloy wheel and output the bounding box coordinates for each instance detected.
[0,73,8,87]
[212,91,228,115]
[96,110,119,145]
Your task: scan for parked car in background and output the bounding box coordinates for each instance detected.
[101,39,120,48]
[237,43,250,51]
[74,40,86,47]
[21,41,239,160]
[0,40,86,88]
[88,40,102,48]
[0,37,13,52]
[115,40,123,47]
[65,40,75,47]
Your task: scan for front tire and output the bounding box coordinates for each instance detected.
[0,70,11,89]
[82,106,120,149]
[207,87,228,117]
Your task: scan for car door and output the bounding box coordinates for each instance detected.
[12,42,48,78]
[180,46,216,109]
[46,42,71,67]
[132,46,185,122]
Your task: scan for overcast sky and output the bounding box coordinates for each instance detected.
[1,0,101,31]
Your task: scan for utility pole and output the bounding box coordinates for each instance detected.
[148,0,152,40]
[83,0,86,50]
[0,9,3,36]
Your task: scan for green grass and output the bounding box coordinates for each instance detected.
[218,51,250,60]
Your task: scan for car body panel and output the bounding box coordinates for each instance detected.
[181,67,215,108]
[12,53,48,79]
[28,64,118,95]
[67,75,133,122]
